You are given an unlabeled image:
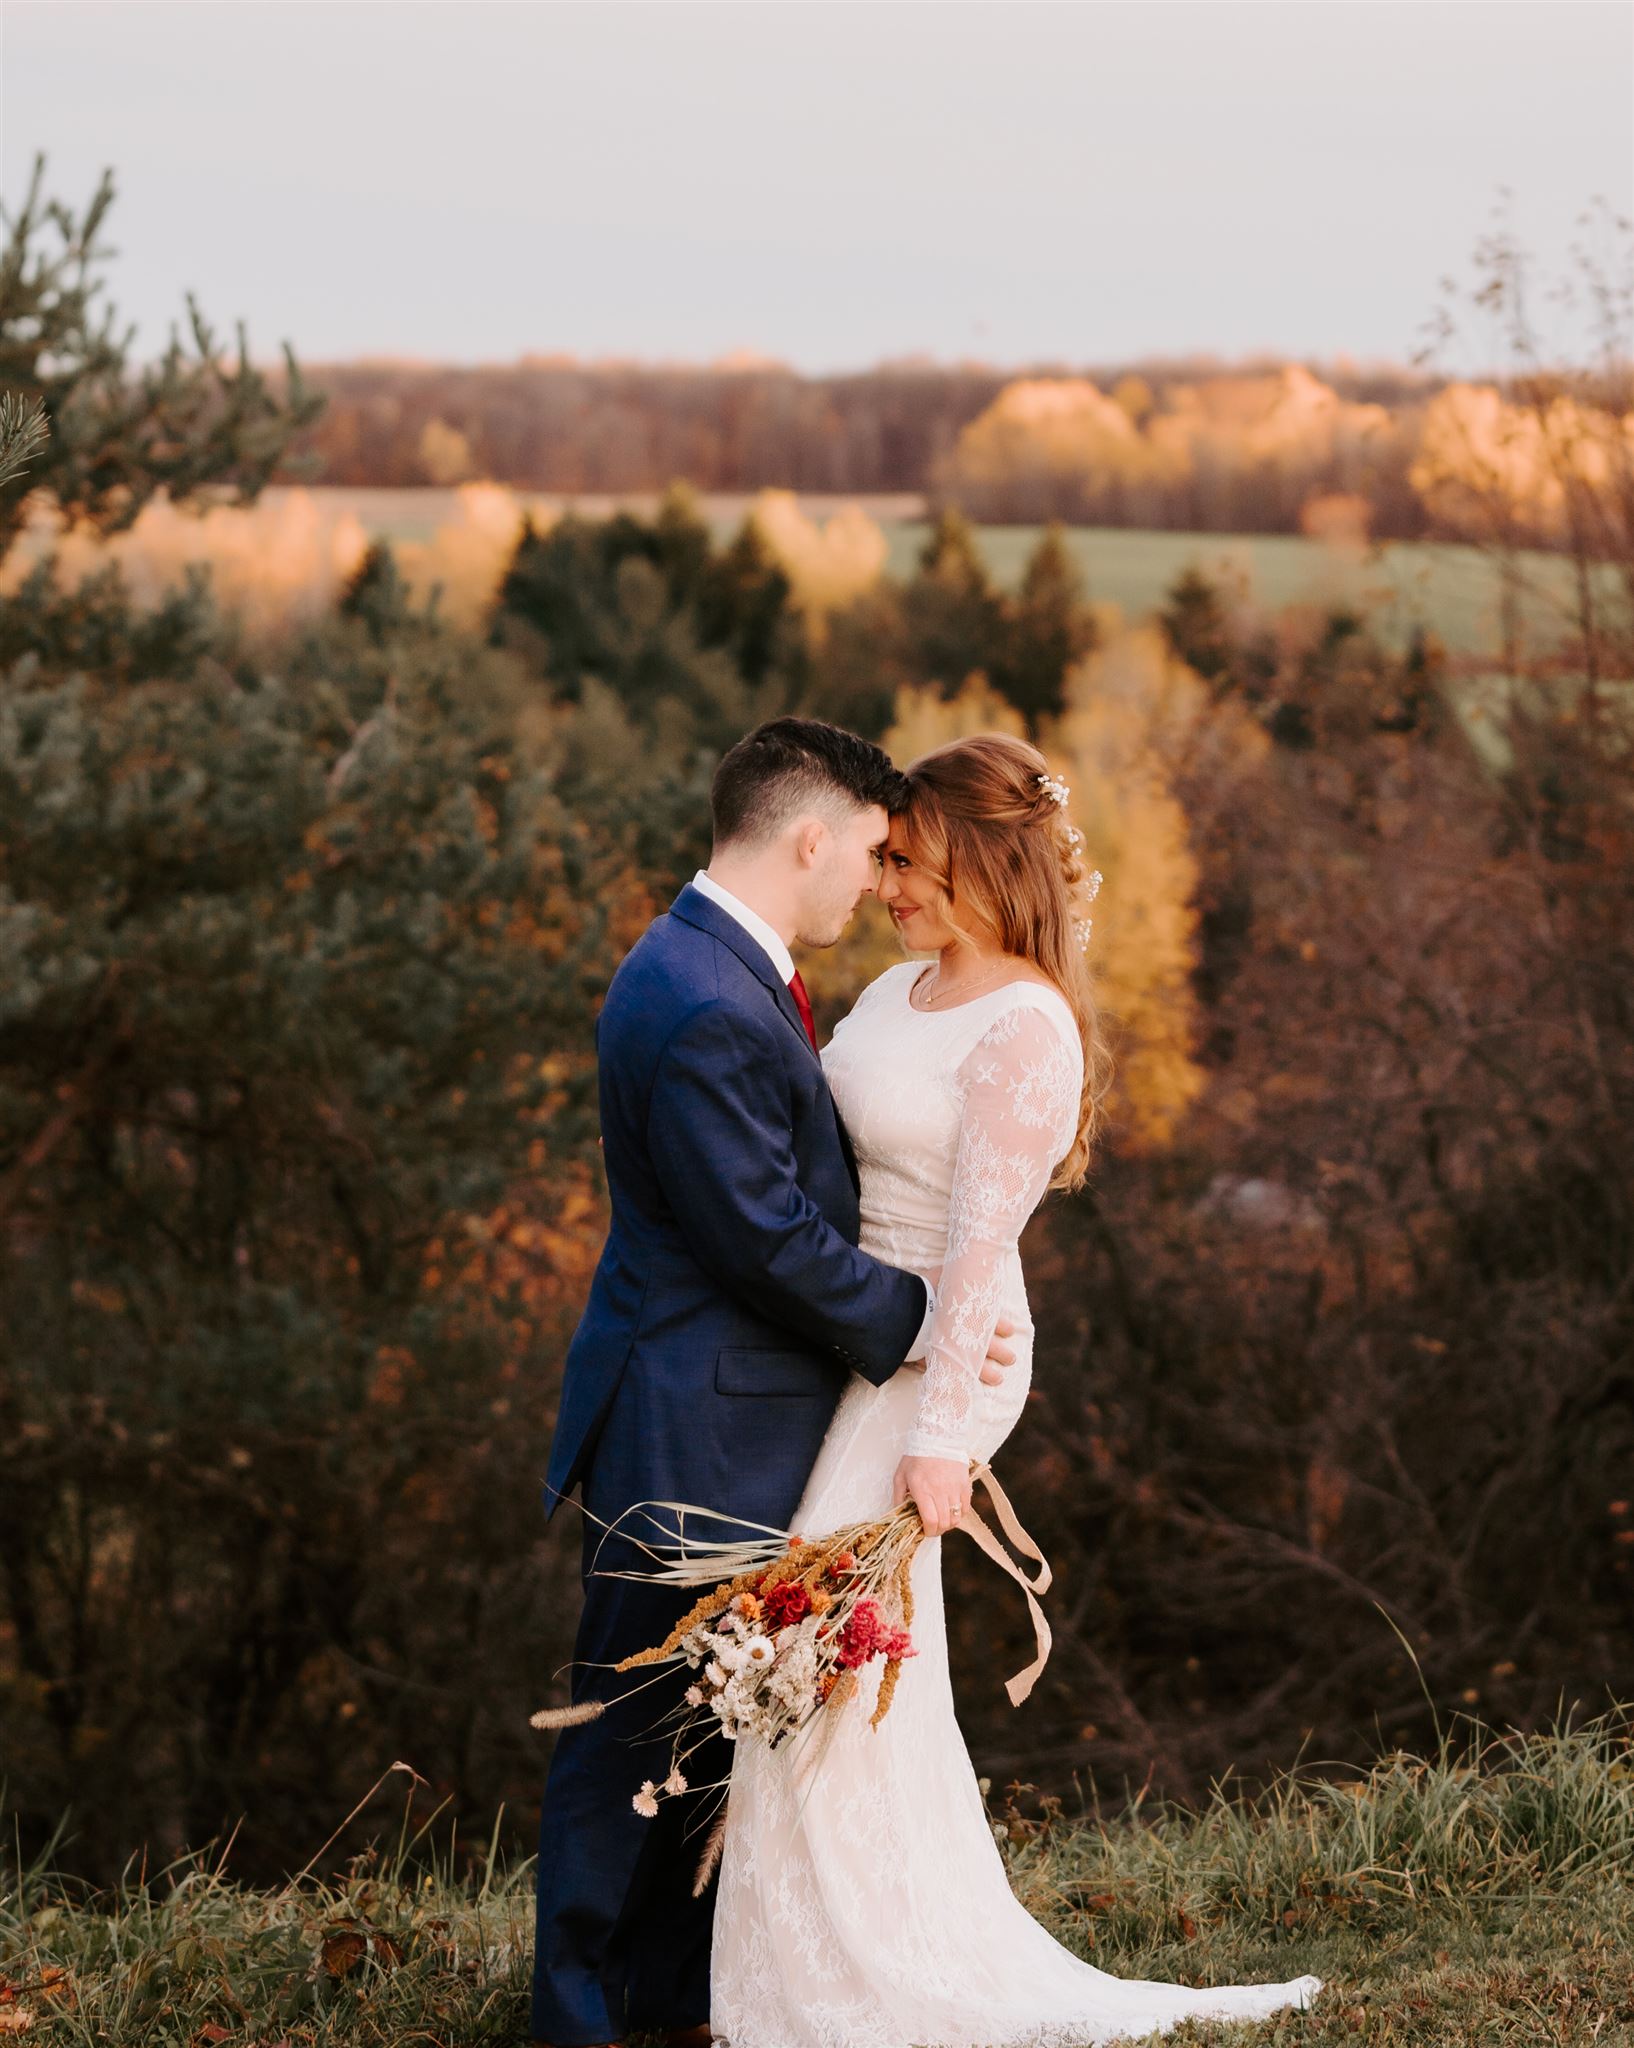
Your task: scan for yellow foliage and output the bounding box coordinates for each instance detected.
[747,489,889,629]
[418,416,475,486]
[884,673,1026,761]
[948,366,1394,505]
[1046,625,1216,1152]
[0,480,557,634]
[1,486,373,628]
[952,377,1170,492]
[1408,381,1634,540]
[1150,365,1393,479]
[396,481,552,625]
[800,660,1216,1154]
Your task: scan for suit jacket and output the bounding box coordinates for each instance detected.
[542,882,927,1539]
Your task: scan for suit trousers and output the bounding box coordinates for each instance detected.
[531,1494,734,2045]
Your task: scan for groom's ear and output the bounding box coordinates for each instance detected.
[791,815,828,870]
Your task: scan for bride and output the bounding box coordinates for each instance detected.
[710,733,1324,2048]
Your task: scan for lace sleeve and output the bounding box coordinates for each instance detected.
[904,1000,1082,1462]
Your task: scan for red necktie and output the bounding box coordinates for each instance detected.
[787,970,817,1050]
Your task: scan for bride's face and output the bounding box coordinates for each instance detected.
[876,817,956,951]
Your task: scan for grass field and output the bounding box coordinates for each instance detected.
[293,485,1601,664]
[5,1703,1633,2045]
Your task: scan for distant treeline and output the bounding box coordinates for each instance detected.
[291,356,1448,536]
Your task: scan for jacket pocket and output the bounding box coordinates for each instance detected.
[714,1347,831,1397]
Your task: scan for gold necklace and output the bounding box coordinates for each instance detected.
[915,954,1013,1009]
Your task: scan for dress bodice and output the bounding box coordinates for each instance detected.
[820,960,1083,1460]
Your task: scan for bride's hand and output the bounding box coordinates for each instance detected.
[893,1454,972,1538]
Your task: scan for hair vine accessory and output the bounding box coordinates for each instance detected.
[1036,768,1089,860]
[1074,866,1104,952]
[1035,772,1101,951]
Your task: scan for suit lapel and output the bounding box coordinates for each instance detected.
[669,884,821,1066]
[668,885,858,1191]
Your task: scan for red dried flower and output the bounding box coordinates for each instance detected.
[762,1580,812,1630]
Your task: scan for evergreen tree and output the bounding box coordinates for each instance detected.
[491,495,803,739]
[995,522,1097,726]
[339,538,416,646]
[0,155,322,565]
[0,563,665,1868]
[1160,566,1234,689]
[901,505,1008,695]
[695,517,807,687]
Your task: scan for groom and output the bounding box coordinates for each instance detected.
[531,717,1012,2048]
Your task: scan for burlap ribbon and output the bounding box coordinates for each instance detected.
[949,1460,1054,1706]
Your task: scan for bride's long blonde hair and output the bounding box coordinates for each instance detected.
[897,733,1112,1190]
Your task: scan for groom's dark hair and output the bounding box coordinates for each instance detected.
[711,717,907,851]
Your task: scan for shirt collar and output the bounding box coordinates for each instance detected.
[691,869,796,984]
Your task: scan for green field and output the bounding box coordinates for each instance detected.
[295,486,1602,664]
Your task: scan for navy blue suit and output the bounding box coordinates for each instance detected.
[532,883,926,2045]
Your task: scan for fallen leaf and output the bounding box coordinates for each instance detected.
[320,1923,404,1978]
[37,1969,74,2010]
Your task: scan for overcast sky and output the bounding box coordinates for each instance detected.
[2,0,1629,373]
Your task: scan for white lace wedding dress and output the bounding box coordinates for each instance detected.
[710,961,1324,2048]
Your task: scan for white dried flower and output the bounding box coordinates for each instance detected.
[633,1782,660,1818]
[684,1684,704,1707]
[741,1635,775,1668]
[704,1660,728,1688]
[664,1769,688,1796]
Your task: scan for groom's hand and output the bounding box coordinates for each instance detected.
[903,1315,1015,1385]
[979,1316,1016,1387]
[893,1454,972,1538]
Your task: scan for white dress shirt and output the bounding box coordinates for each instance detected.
[688,868,935,1363]
[691,869,795,982]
